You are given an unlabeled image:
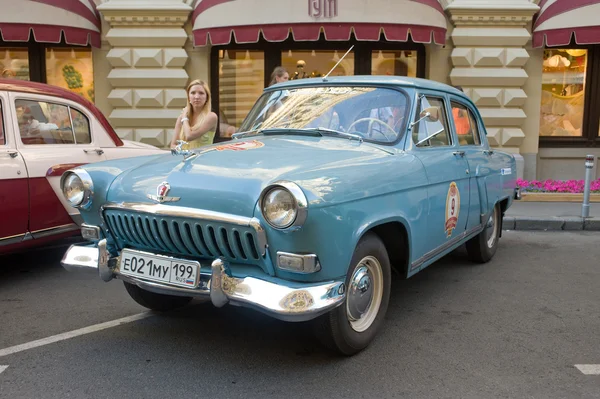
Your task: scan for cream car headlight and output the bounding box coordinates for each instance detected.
[260,181,308,230]
[61,169,94,209]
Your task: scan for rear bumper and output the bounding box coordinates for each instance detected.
[61,239,346,322]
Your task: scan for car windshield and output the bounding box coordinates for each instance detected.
[238,86,409,144]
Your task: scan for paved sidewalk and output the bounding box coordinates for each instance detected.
[503,201,600,231]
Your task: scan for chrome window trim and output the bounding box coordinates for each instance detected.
[100,202,267,256]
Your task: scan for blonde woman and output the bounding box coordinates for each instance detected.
[171,79,218,149]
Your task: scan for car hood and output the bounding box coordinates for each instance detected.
[107,136,403,217]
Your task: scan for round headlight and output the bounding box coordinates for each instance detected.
[61,170,93,209]
[262,187,298,229]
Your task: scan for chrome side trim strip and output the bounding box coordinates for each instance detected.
[0,233,27,246]
[411,225,483,270]
[102,202,267,256]
[31,223,79,239]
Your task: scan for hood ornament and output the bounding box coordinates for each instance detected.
[147,181,180,203]
[171,140,196,160]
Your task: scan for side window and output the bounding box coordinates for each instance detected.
[70,107,91,144]
[15,99,75,145]
[412,96,451,147]
[451,102,481,146]
[0,99,4,146]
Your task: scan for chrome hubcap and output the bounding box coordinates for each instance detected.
[486,207,498,248]
[346,256,383,332]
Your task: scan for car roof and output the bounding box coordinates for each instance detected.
[0,79,123,146]
[268,75,467,97]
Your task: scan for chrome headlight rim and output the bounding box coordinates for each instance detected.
[259,181,308,230]
[60,168,94,209]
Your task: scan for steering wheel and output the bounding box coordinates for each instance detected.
[347,117,397,141]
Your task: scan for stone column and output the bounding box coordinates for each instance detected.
[446,0,539,162]
[97,0,193,148]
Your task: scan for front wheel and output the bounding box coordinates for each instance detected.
[466,203,501,263]
[124,282,193,311]
[312,232,391,356]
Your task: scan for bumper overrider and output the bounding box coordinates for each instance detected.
[61,239,346,322]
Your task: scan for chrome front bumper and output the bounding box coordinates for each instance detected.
[61,240,346,322]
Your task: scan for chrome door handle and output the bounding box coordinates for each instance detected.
[84,148,104,155]
[8,151,18,158]
[453,151,465,157]
[483,150,494,155]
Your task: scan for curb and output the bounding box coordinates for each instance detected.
[502,216,600,231]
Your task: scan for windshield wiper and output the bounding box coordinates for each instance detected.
[231,130,260,139]
[259,128,323,137]
[305,127,363,143]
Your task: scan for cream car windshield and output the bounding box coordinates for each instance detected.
[238,86,409,144]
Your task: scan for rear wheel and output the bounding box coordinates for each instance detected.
[466,203,501,263]
[124,282,192,311]
[312,233,391,356]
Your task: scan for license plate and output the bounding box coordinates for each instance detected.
[119,249,200,288]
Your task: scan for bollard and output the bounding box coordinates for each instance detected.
[582,154,595,218]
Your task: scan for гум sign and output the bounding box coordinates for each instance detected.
[308,0,337,18]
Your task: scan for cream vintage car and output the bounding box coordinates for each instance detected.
[0,79,166,255]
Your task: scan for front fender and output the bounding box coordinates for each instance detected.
[260,187,427,283]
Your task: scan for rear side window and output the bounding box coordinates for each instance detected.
[15,99,91,145]
[451,101,482,146]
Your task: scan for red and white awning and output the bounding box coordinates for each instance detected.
[192,0,447,46]
[533,0,600,47]
[0,0,101,47]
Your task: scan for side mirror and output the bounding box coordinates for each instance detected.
[411,106,441,127]
[420,106,440,122]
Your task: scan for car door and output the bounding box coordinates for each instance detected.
[0,92,30,245]
[410,93,471,257]
[448,98,492,230]
[10,93,107,234]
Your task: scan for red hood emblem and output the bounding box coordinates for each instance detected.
[147,181,180,203]
[157,182,170,197]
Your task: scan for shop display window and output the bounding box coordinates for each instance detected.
[0,48,30,80]
[281,50,355,79]
[371,50,417,77]
[45,48,94,102]
[218,50,265,138]
[540,49,587,137]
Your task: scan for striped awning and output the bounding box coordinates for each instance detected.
[0,0,101,47]
[533,0,600,47]
[192,0,447,46]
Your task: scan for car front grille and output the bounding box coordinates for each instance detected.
[103,208,266,267]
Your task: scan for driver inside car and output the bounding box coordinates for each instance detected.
[368,105,405,140]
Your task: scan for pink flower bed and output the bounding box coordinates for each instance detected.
[517,178,600,193]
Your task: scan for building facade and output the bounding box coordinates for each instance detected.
[1,0,598,180]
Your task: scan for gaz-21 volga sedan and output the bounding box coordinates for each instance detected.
[60,76,518,355]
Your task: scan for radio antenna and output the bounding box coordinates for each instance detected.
[323,45,354,81]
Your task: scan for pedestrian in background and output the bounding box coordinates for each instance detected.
[269,66,289,86]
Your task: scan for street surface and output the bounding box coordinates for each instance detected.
[1,231,599,399]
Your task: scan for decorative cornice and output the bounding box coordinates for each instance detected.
[450,14,535,26]
[102,12,191,27]
[98,0,192,27]
[446,0,539,26]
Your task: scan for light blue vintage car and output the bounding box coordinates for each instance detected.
[60,76,517,355]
